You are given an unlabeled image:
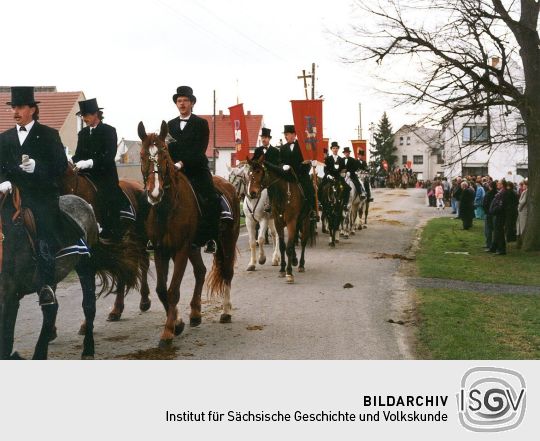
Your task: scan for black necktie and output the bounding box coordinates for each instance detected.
[180,119,189,122]
[19,126,26,132]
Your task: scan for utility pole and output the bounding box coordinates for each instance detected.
[311,62,316,100]
[213,89,217,175]
[357,103,363,139]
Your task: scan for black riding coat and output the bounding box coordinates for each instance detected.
[324,155,346,179]
[167,115,210,175]
[279,141,310,176]
[252,145,280,165]
[0,122,67,238]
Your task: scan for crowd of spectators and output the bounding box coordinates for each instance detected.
[425,175,529,255]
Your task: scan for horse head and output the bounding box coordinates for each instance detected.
[138,120,171,206]
[228,162,247,198]
[246,157,265,199]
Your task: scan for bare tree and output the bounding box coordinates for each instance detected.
[347,0,540,251]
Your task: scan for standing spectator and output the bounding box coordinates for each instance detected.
[442,177,451,206]
[452,177,463,218]
[435,181,445,212]
[459,181,475,230]
[482,181,497,250]
[516,180,528,249]
[488,180,507,255]
[504,181,519,243]
[474,181,486,220]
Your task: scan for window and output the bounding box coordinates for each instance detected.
[406,136,411,145]
[399,136,404,145]
[517,124,527,143]
[437,153,444,165]
[462,166,488,177]
[413,155,423,165]
[516,167,528,178]
[402,155,407,165]
[462,125,489,143]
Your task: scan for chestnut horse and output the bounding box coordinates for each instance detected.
[138,121,240,347]
[61,163,151,325]
[246,157,315,284]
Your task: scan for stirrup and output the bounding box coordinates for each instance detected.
[38,285,56,306]
[204,239,217,254]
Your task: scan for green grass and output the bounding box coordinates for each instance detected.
[416,288,540,359]
[416,217,540,286]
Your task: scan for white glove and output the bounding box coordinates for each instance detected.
[327,175,334,181]
[67,156,74,165]
[0,181,12,194]
[334,164,339,169]
[19,158,36,173]
[311,160,318,167]
[346,172,351,177]
[75,159,93,170]
[174,161,183,170]
[282,165,291,171]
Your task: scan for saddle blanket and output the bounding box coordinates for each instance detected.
[120,189,136,221]
[220,194,233,221]
[56,238,91,259]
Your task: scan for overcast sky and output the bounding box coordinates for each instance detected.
[1,0,418,145]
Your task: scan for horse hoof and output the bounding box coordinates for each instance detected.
[286,275,294,284]
[292,257,298,266]
[78,324,86,336]
[81,354,95,360]
[335,239,340,243]
[259,256,266,265]
[158,339,173,349]
[107,312,122,322]
[363,225,367,229]
[246,265,256,271]
[298,267,305,273]
[190,316,202,327]
[220,314,232,324]
[278,271,286,278]
[350,231,355,236]
[139,299,151,312]
[174,321,185,336]
[344,235,349,239]
[272,260,279,266]
[9,351,25,360]
[329,242,335,248]
[49,327,58,341]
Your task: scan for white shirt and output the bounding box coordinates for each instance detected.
[290,141,296,151]
[179,113,191,130]
[332,155,338,162]
[16,120,35,145]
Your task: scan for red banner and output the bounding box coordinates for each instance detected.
[228,103,250,161]
[291,99,324,162]
[351,139,367,161]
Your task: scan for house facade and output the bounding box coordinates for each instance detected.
[393,125,444,180]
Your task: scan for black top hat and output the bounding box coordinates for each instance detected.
[342,147,351,153]
[6,86,40,106]
[172,86,196,104]
[77,98,103,116]
[283,124,295,134]
[330,141,339,148]
[260,127,272,138]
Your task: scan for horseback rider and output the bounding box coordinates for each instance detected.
[72,98,123,241]
[279,125,318,221]
[355,147,373,202]
[252,127,280,213]
[167,86,218,254]
[0,86,68,306]
[342,147,364,198]
[322,141,348,207]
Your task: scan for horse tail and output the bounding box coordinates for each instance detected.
[89,235,144,297]
[206,240,238,298]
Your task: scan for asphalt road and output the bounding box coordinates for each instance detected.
[12,188,434,359]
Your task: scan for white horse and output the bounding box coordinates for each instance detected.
[228,164,280,271]
[341,172,367,238]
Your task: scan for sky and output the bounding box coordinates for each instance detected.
[1,0,420,146]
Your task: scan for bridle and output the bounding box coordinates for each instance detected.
[141,137,171,192]
[229,167,247,198]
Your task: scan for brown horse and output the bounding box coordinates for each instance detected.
[246,157,315,284]
[61,163,151,327]
[138,121,240,348]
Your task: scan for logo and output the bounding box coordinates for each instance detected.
[457,367,526,432]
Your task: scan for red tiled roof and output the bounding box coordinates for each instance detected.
[200,113,263,157]
[0,91,82,133]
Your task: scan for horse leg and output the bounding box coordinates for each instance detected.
[364,201,370,226]
[298,218,309,272]
[0,289,20,360]
[188,248,206,327]
[154,249,171,312]
[76,258,96,360]
[269,218,280,266]
[33,300,58,360]
[277,225,287,278]
[257,218,267,266]
[246,217,257,271]
[285,222,296,283]
[139,251,151,312]
[159,249,189,348]
[107,281,125,322]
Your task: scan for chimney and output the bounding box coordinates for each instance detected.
[491,56,500,68]
[247,110,251,115]
[219,110,223,116]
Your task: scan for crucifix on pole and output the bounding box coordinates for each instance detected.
[297,69,311,99]
[297,63,317,99]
